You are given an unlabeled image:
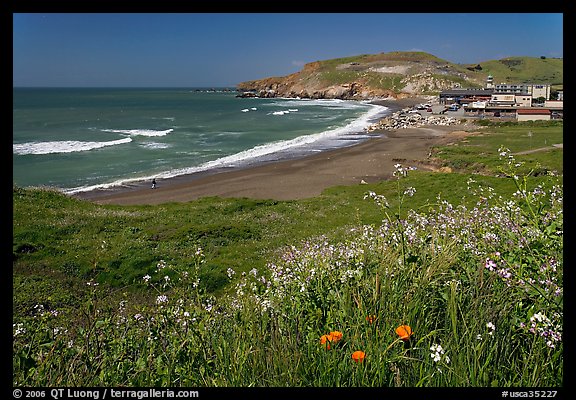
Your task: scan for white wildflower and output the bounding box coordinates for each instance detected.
[156,295,168,304]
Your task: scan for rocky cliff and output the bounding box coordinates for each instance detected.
[236,51,485,100]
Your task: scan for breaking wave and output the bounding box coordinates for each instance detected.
[13,138,133,155]
[101,128,174,137]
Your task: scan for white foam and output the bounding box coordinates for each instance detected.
[101,128,173,137]
[215,131,245,136]
[13,138,133,155]
[271,98,366,110]
[139,142,171,149]
[64,101,389,195]
[154,103,386,179]
[150,117,175,121]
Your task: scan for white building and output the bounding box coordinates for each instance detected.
[544,100,563,108]
[490,94,516,106]
[528,84,551,100]
[515,94,533,107]
[517,109,551,121]
[485,75,494,89]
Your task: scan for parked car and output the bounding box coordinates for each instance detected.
[426,107,432,112]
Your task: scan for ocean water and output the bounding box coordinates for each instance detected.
[13,88,390,194]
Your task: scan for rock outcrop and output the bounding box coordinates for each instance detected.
[365,109,462,131]
[235,51,562,102]
[236,51,486,100]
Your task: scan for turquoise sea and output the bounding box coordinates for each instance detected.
[13,88,390,194]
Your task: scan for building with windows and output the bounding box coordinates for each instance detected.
[438,89,493,105]
[485,75,494,89]
[440,78,561,120]
[493,83,530,95]
[490,94,516,106]
[491,83,551,100]
[529,84,551,100]
[515,95,533,107]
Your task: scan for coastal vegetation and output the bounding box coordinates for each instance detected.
[467,56,563,87]
[237,51,563,99]
[13,121,563,387]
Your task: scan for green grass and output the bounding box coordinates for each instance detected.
[239,52,562,102]
[13,121,563,387]
[363,72,406,91]
[316,52,448,70]
[315,51,469,91]
[433,122,563,175]
[317,70,365,86]
[312,53,562,94]
[471,57,563,85]
[318,54,371,68]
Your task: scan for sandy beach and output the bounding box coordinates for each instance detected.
[73,97,479,206]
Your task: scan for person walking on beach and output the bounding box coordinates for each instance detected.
[151,178,157,189]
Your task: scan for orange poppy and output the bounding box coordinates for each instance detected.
[395,325,413,341]
[366,315,377,324]
[320,331,343,349]
[329,331,343,343]
[320,334,332,350]
[351,350,365,363]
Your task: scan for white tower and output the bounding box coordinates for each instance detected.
[486,75,494,89]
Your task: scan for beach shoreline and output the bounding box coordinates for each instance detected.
[72,94,479,206]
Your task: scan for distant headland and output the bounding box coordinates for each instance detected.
[236,51,563,100]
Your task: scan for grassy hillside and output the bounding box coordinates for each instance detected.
[237,51,563,98]
[13,120,563,309]
[317,52,475,92]
[317,51,453,69]
[317,53,563,91]
[462,56,563,86]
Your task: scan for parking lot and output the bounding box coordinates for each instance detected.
[408,102,562,122]
[409,104,465,117]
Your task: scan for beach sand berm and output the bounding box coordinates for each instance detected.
[73,97,480,205]
[74,118,479,205]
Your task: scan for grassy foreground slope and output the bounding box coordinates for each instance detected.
[13,121,563,387]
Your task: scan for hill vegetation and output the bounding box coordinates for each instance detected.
[467,56,563,87]
[237,51,563,99]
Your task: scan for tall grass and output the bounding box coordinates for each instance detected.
[13,150,562,387]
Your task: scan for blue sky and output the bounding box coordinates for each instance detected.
[13,13,563,87]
